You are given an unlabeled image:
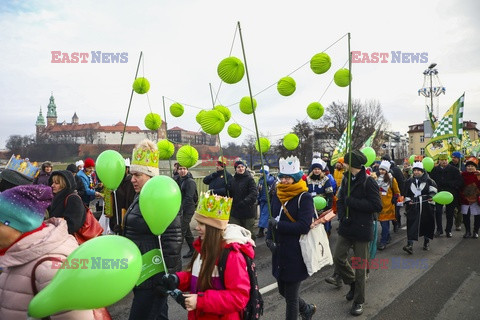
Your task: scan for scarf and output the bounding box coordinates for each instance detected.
[377,174,390,192]
[276,180,308,204]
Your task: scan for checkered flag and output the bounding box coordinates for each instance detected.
[428,94,464,144]
[331,115,356,164]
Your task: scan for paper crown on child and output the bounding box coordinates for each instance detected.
[130,140,160,177]
[4,154,39,179]
[194,191,232,230]
[279,156,301,175]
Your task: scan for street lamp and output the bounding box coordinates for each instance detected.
[418,62,445,120]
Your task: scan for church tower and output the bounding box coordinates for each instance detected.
[72,112,79,125]
[35,107,46,139]
[46,94,57,127]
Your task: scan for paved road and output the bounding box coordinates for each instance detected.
[108,214,480,319]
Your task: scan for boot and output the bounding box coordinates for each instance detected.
[256,227,265,238]
[325,273,343,287]
[346,282,355,301]
[299,303,316,320]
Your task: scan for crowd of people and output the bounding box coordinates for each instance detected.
[0,141,479,319]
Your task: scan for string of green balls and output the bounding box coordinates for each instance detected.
[176,145,199,168]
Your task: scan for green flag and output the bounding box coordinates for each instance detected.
[362,130,376,148]
[331,115,356,164]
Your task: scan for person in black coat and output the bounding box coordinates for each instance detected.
[177,166,198,259]
[202,160,232,196]
[47,170,86,234]
[66,163,86,199]
[227,160,258,240]
[122,139,182,320]
[266,156,317,320]
[429,153,464,237]
[328,150,382,317]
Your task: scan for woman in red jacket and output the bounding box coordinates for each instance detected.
[459,156,480,238]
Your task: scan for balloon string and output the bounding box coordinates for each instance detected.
[113,190,120,234]
[158,236,169,274]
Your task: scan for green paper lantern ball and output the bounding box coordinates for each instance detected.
[144,113,162,131]
[255,137,271,153]
[239,96,257,115]
[306,102,324,120]
[214,105,231,122]
[133,77,150,94]
[196,110,207,125]
[157,140,175,160]
[310,53,331,74]
[334,68,352,87]
[170,103,184,117]
[217,56,245,84]
[283,133,299,151]
[200,110,225,135]
[227,123,242,138]
[176,145,199,168]
[277,76,296,96]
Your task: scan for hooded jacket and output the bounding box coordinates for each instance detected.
[0,218,94,319]
[176,224,254,320]
[48,170,86,234]
[228,172,258,219]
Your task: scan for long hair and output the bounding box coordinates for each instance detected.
[187,224,224,291]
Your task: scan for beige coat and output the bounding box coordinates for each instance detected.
[0,218,94,320]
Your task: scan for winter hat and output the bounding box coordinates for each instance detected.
[260,165,269,173]
[234,160,246,169]
[75,160,84,168]
[41,162,52,171]
[412,162,425,172]
[84,158,95,168]
[438,153,448,160]
[379,160,391,172]
[194,192,232,230]
[278,156,303,182]
[130,139,160,177]
[66,164,78,173]
[0,184,52,232]
[452,151,463,159]
[310,158,323,171]
[0,169,34,191]
[465,156,478,168]
[344,150,367,169]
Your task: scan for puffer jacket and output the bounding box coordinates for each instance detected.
[203,169,232,196]
[0,218,94,319]
[177,224,254,320]
[123,193,182,289]
[228,172,258,219]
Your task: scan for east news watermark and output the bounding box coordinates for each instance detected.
[352,257,429,270]
[51,51,128,63]
[352,51,428,63]
[51,257,129,269]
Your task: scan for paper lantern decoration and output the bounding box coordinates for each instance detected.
[239,96,257,114]
[196,110,207,125]
[228,123,242,138]
[157,140,175,160]
[200,110,225,135]
[334,68,352,87]
[283,133,299,150]
[133,77,150,94]
[144,113,162,131]
[277,76,296,96]
[217,56,245,84]
[176,145,199,168]
[310,53,332,74]
[306,102,324,120]
[170,103,184,117]
[214,105,231,122]
[255,137,271,153]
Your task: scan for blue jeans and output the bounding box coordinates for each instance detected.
[380,221,391,245]
[129,287,168,320]
[258,201,270,229]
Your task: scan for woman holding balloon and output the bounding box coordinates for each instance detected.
[122,139,182,320]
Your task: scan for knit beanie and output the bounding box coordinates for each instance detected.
[234,160,246,169]
[75,160,84,168]
[379,160,391,172]
[260,165,269,173]
[0,184,52,232]
[465,156,478,168]
[452,151,463,159]
[84,158,95,168]
[0,169,34,189]
[344,150,367,169]
[66,164,78,173]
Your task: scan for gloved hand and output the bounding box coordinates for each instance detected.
[268,217,278,231]
[156,273,179,296]
[113,224,122,234]
[265,238,277,255]
[169,289,187,309]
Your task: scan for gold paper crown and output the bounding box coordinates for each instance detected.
[195,191,232,229]
[5,155,39,179]
[131,147,160,168]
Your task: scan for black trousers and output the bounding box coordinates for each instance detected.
[435,202,455,233]
[277,280,309,320]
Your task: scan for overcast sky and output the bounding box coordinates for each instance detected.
[1,0,479,151]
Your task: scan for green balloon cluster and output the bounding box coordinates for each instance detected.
[313,196,327,210]
[227,123,242,138]
[170,103,184,117]
[306,102,324,120]
[95,150,126,190]
[239,96,257,114]
[144,113,162,131]
[157,139,175,160]
[200,110,225,135]
[176,145,199,168]
[334,68,352,87]
[361,147,376,167]
[432,191,454,205]
[214,105,231,122]
[283,133,299,150]
[217,56,245,84]
[310,53,331,74]
[277,76,296,96]
[255,137,271,153]
[133,77,150,94]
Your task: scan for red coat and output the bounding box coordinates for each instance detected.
[460,171,480,205]
[177,237,253,320]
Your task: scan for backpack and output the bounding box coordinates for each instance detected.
[218,247,264,320]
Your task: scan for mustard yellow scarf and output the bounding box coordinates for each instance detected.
[276,179,308,204]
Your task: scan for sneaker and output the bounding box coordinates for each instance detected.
[182,249,194,259]
[325,273,343,288]
[423,243,430,251]
[473,233,479,239]
[434,231,443,237]
[446,232,452,238]
[350,303,363,316]
[300,303,316,320]
[403,245,413,254]
[456,226,462,231]
[346,282,355,301]
[378,243,386,250]
[464,232,472,238]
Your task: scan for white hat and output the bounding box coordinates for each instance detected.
[75,160,84,167]
[124,158,131,167]
[412,162,424,171]
[379,160,391,172]
[261,165,269,172]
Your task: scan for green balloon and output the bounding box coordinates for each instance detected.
[139,175,182,235]
[432,191,454,205]
[283,133,299,151]
[95,150,126,190]
[409,155,416,165]
[313,196,327,210]
[28,236,142,318]
[422,157,435,172]
[361,147,376,167]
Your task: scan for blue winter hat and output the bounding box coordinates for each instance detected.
[278,171,303,183]
[452,151,463,159]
